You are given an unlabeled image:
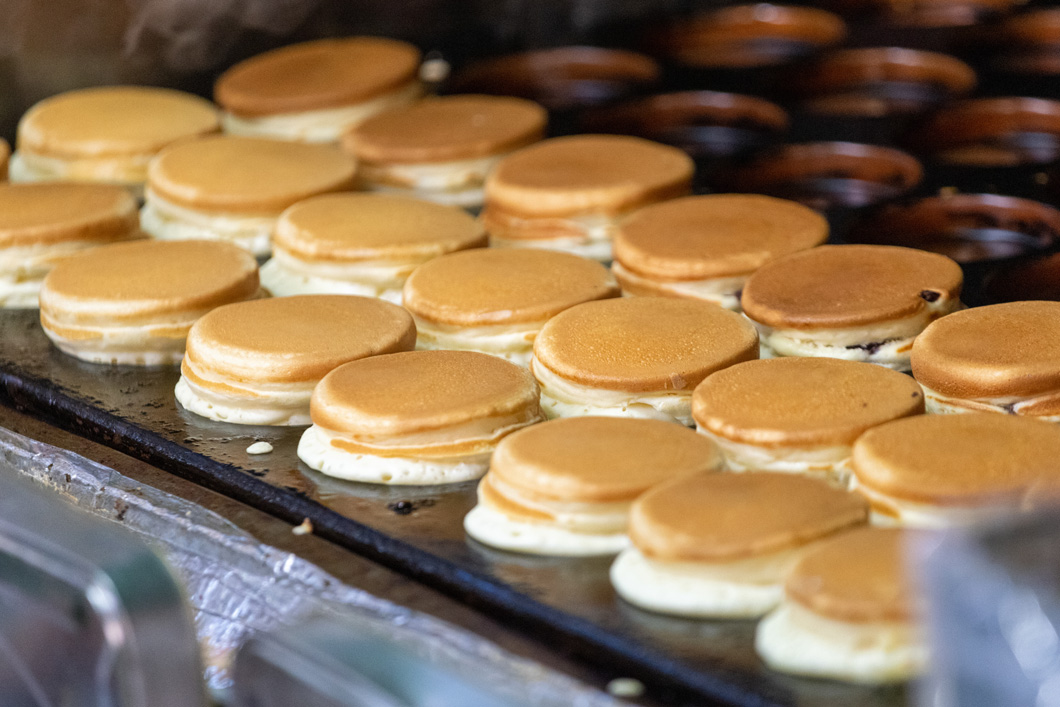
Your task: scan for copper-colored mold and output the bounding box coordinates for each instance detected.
[720,141,924,210]
[650,4,846,68]
[907,97,1060,167]
[792,47,976,116]
[579,91,788,158]
[447,47,660,112]
[994,10,1060,75]
[848,193,1060,262]
[986,252,1060,302]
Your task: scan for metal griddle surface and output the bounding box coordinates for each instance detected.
[0,309,906,707]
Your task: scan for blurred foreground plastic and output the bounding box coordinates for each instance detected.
[917,510,1060,707]
[232,613,521,707]
[0,473,204,707]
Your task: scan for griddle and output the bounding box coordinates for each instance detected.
[0,309,906,707]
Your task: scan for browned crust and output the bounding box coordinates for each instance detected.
[214,37,421,117]
[852,412,1060,505]
[483,135,694,219]
[613,194,828,281]
[630,471,868,561]
[147,136,356,214]
[489,417,723,502]
[402,248,618,326]
[309,350,541,437]
[533,297,759,392]
[692,358,925,446]
[741,244,963,329]
[911,301,1060,399]
[344,95,547,164]
[0,184,140,248]
[786,527,914,623]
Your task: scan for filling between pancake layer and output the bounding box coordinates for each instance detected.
[40,310,200,365]
[484,209,624,263]
[358,154,506,209]
[922,385,1060,422]
[175,357,318,426]
[220,81,423,143]
[413,317,540,367]
[696,426,852,485]
[140,189,277,257]
[531,357,694,425]
[0,240,137,309]
[612,261,746,311]
[753,298,961,372]
[297,411,539,485]
[259,249,410,303]
[9,150,152,187]
[609,545,803,618]
[756,602,926,684]
[851,476,1017,528]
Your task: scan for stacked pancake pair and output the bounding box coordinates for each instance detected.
[461,413,923,684]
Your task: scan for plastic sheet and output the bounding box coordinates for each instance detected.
[0,425,616,706]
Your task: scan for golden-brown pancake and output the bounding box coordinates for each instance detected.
[490,417,723,502]
[912,301,1060,411]
[345,95,547,164]
[403,249,618,326]
[785,527,914,623]
[215,37,422,117]
[184,295,416,384]
[147,136,356,214]
[742,244,963,329]
[176,295,416,426]
[274,193,487,263]
[0,139,9,180]
[693,358,924,446]
[310,350,541,437]
[614,194,828,281]
[533,297,759,392]
[0,183,139,248]
[631,471,869,561]
[853,412,1060,506]
[483,135,694,219]
[40,239,260,320]
[17,87,219,161]
[39,239,260,364]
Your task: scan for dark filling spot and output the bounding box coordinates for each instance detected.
[847,342,884,354]
[920,290,941,302]
[388,499,437,515]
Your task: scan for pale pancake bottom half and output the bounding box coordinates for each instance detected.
[923,385,1060,421]
[610,546,799,618]
[175,376,313,426]
[42,314,199,365]
[533,358,693,425]
[756,603,927,684]
[415,320,539,367]
[298,423,491,485]
[464,504,629,556]
[9,151,150,192]
[259,253,405,304]
[487,212,619,263]
[221,81,422,143]
[0,240,116,309]
[756,299,959,372]
[360,155,503,208]
[851,477,1014,528]
[697,428,853,485]
[612,262,745,311]
[141,191,275,257]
